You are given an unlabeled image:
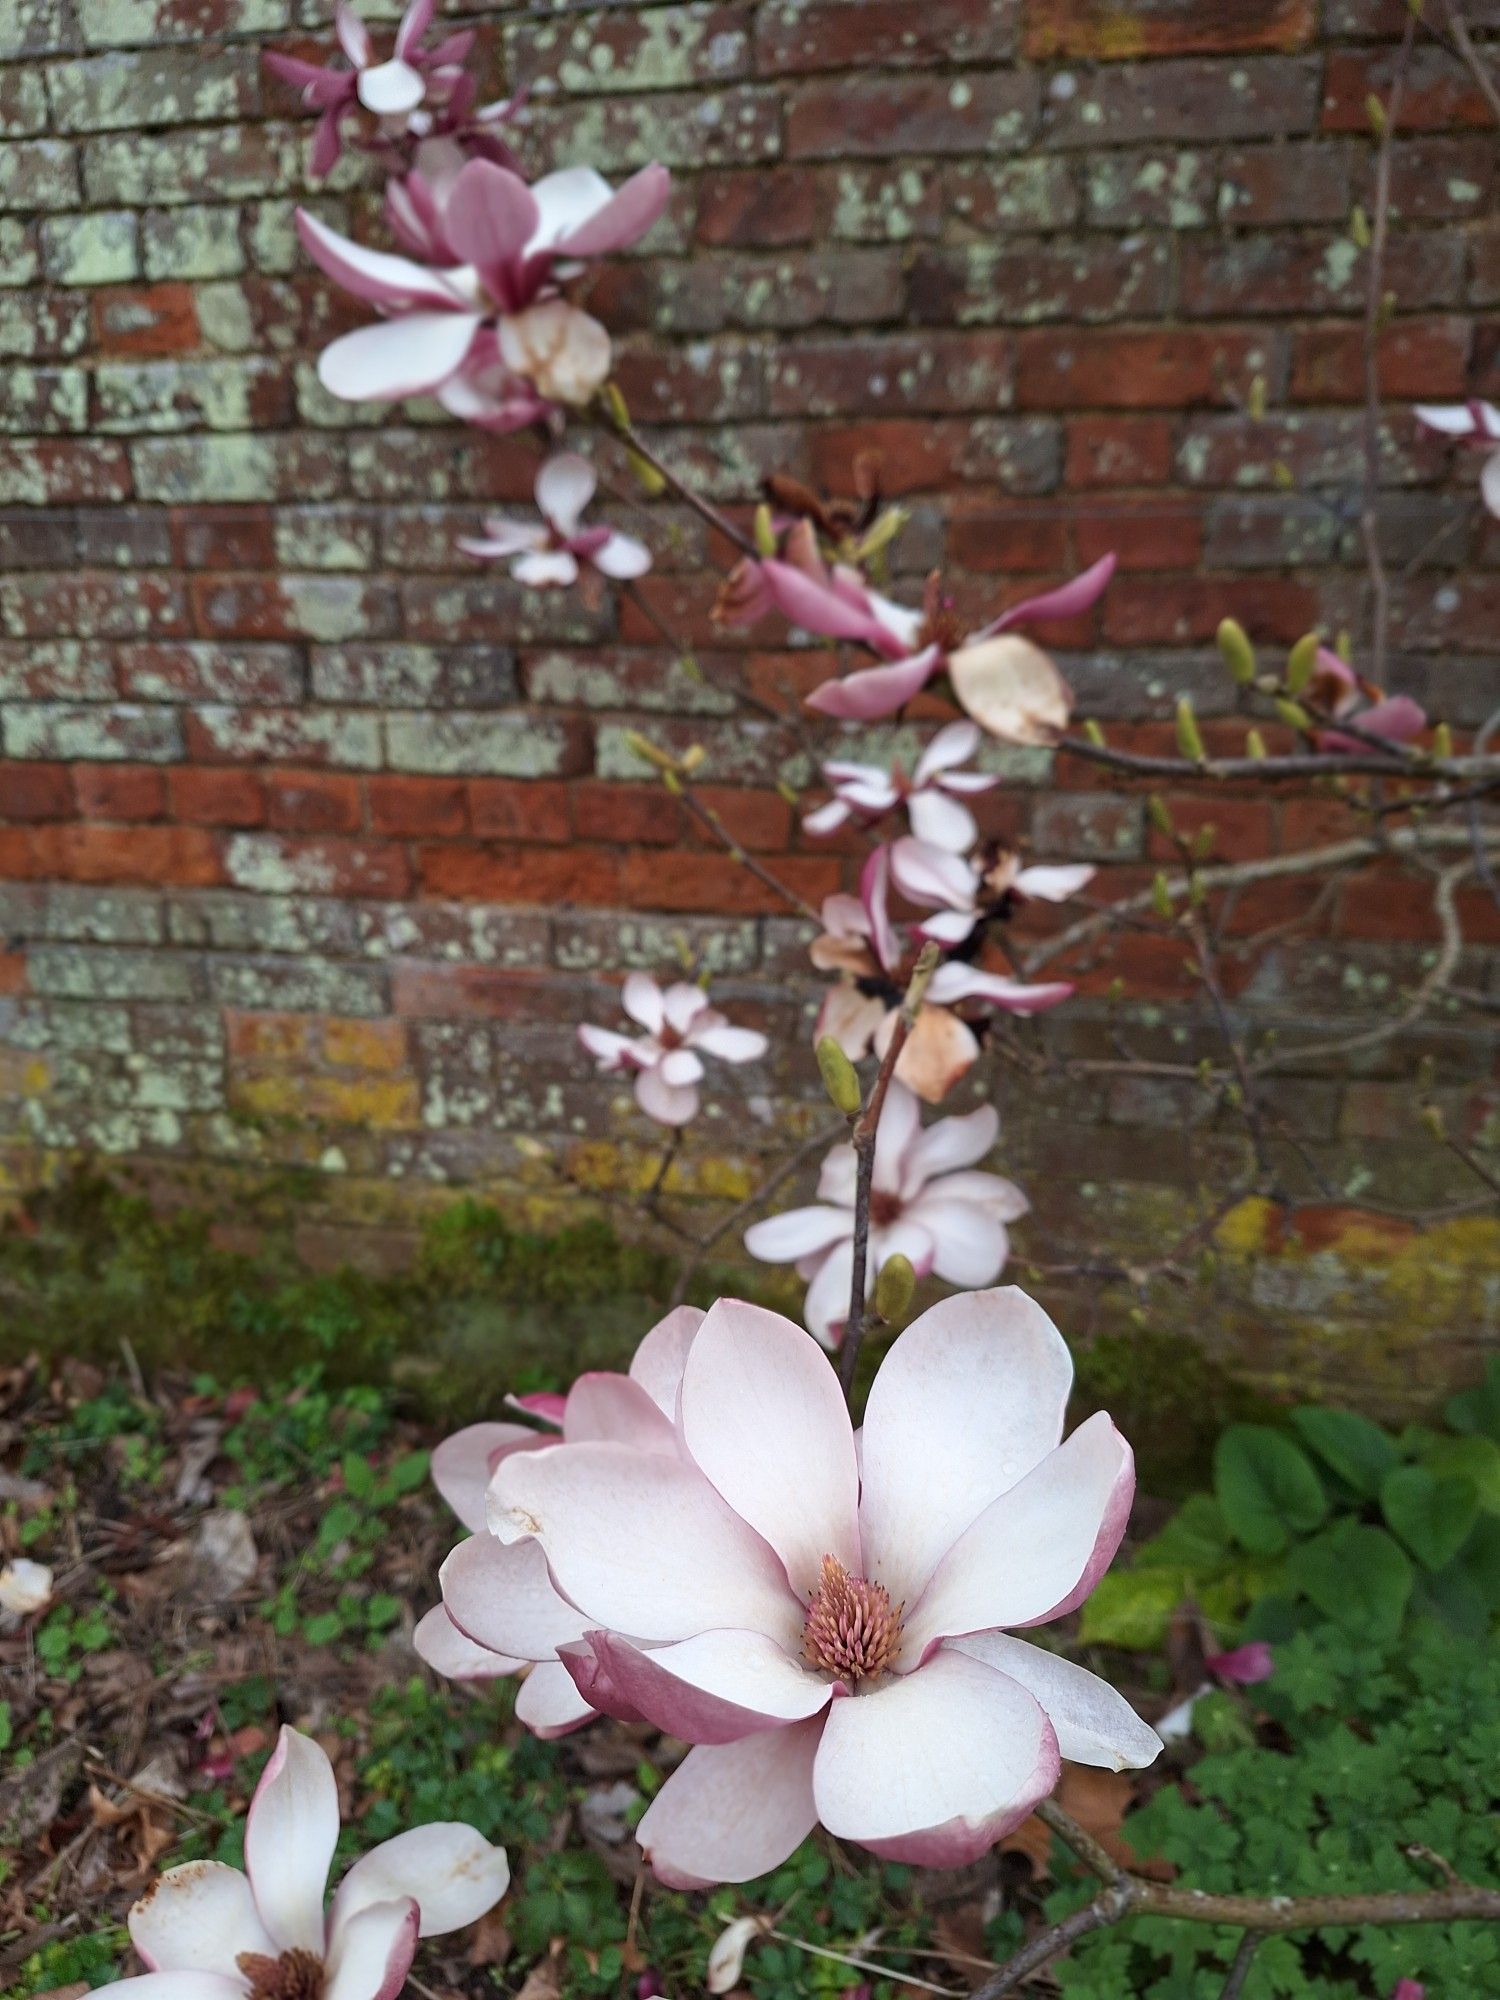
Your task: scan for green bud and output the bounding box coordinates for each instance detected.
[1286,632,1321,694]
[874,1254,917,1329]
[1176,697,1206,762]
[1151,872,1175,922]
[1217,617,1257,685]
[815,1036,863,1116]
[753,502,777,558]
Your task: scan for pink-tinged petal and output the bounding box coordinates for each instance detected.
[899,1103,998,1192]
[1415,402,1479,437]
[296,210,463,310]
[801,1239,856,1348]
[442,158,540,280]
[914,719,982,781]
[1014,863,1096,903]
[129,1862,272,1975]
[335,0,372,66]
[679,1298,860,1594]
[562,1372,679,1454]
[564,1628,832,1743]
[903,1412,1135,1657]
[1206,1640,1275,1687]
[948,1633,1162,1772]
[394,0,436,59]
[1482,449,1500,519]
[902,1199,1009,1289]
[441,1531,590,1661]
[861,843,903,974]
[413,1603,522,1679]
[813,1650,1059,1866]
[551,162,672,257]
[806,649,943,720]
[620,971,665,1033]
[690,1022,768,1063]
[906,787,979,853]
[593,530,653,579]
[888,1004,981,1105]
[577,1023,640,1071]
[243,1727,339,1954]
[760,559,891,648]
[635,1064,699,1127]
[629,1304,704,1416]
[637,1718,823,1889]
[534,451,596,537]
[981,554,1117,637]
[744,1207,854,1264]
[859,1288,1073,1607]
[324,1899,418,2000]
[515,1659,598,1737]
[318,312,482,403]
[430,1422,539,1533]
[356,57,424,114]
[948,633,1073,746]
[890,835,978,912]
[332,1826,508,1940]
[107,1979,244,2000]
[490,1441,804,1647]
[925,962,1075,1015]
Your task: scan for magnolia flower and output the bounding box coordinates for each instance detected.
[265,0,475,175]
[460,1289,1158,1883]
[114,1726,508,2000]
[1415,399,1500,517]
[460,453,650,586]
[297,157,670,411]
[744,1080,1028,1344]
[758,546,1115,741]
[891,836,1095,948]
[802,721,999,852]
[1305,646,1426,755]
[578,973,768,1127]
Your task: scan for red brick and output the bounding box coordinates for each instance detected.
[466,778,573,843]
[1064,416,1176,489]
[1,762,73,822]
[1016,329,1273,410]
[167,766,266,827]
[369,775,468,838]
[266,771,363,836]
[73,763,169,822]
[92,283,200,356]
[1025,0,1312,58]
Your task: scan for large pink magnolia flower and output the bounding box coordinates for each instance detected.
[1305,646,1426,755]
[744,1081,1027,1343]
[1415,400,1500,517]
[459,452,650,586]
[578,973,768,1127]
[759,551,1115,741]
[297,156,670,414]
[265,0,475,176]
[802,720,999,851]
[113,1726,508,2000]
[455,1290,1157,1884]
[891,836,1095,948]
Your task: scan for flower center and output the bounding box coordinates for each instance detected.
[237,1950,324,2000]
[869,1188,903,1228]
[802,1555,903,1683]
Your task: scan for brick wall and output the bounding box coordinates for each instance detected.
[1,0,1498,1405]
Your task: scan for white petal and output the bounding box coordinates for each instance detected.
[592,530,653,578]
[413,1603,522,1679]
[679,1299,860,1595]
[441,1530,590,1661]
[858,1287,1074,1610]
[812,1650,1058,1867]
[431,1423,538,1533]
[357,57,425,114]
[913,719,981,781]
[637,1720,823,1889]
[621,972,665,1033]
[902,1413,1135,1658]
[743,1205,854,1264]
[907,788,979,853]
[490,1442,803,1647]
[901,1198,1009,1288]
[535,451,597,537]
[129,1862,271,1975]
[324,1900,418,2000]
[515,1659,597,1737]
[332,1826,509,1940]
[243,1727,340,1955]
[318,312,482,403]
[950,1634,1162,1772]
[629,1305,704,1416]
[900,1102,999,1194]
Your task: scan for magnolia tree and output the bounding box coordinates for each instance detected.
[95,7,1500,1996]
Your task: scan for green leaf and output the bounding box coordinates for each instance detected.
[1287,1521,1413,1642]
[1445,1355,1500,1442]
[1381,1464,1481,1570]
[1078,1565,1185,1649]
[1215,1424,1329,1555]
[1289,1405,1398,1498]
[1417,1432,1500,1513]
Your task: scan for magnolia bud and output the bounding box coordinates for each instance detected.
[1217,617,1257,685]
[816,1036,863,1115]
[1286,632,1321,694]
[1175,698,1206,762]
[874,1253,916,1328]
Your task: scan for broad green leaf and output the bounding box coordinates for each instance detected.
[1445,1356,1500,1442]
[1215,1424,1328,1555]
[1289,1405,1398,1498]
[1288,1521,1413,1642]
[1078,1565,1184,1649]
[1381,1464,1481,1571]
[1417,1433,1500,1513]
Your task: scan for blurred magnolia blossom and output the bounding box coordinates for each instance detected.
[1306,646,1427,755]
[802,720,1000,851]
[264,0,477,174]
[459,453,651,586]
[112,1725,508,2000]
[578,973,768,1127]
[891,836,1096,949]
[1415,399,1500,518]
[296,156,670,414]
[744,1080,1028,1344]
[463,1291,1156,1883]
